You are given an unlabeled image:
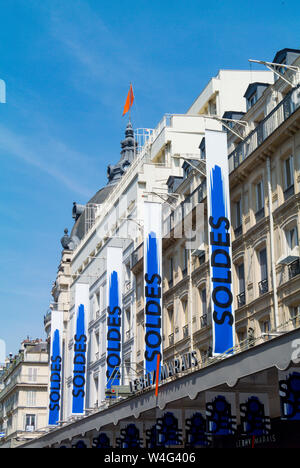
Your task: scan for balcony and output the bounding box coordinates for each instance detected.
[255,207,265,223]
[289,259,300,280]
[200,314,208,328]
[237,291,246,308]
[168,333,174,346]
[228,85,300,173]
[258,278,269,296]
[183,324,189,338]
[234,225,243,238]
[284,184,295,201]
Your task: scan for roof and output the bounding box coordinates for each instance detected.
[222,111,245,119]
[243,82,270,100]
[273,48,300,64]
[71,185,114,241]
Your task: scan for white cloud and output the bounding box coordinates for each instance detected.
[0,123,92,198]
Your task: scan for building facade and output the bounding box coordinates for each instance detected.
[0,339,49,448]
[21,48,300,448]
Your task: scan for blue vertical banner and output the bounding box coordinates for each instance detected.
[144,202,162,376]
[48,310,63,426]
[72,283,89,415]
[206,130,235,355]
[106,247,123,391]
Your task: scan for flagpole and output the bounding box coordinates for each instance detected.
[129,82,132,123]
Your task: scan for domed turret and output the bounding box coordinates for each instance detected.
[107,121,137,185]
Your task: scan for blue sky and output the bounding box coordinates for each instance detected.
[0,0,299,355]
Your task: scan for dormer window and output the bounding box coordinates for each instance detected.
[183,164,192,179]
[168,181,174,193]
[166,175,183,194]
[272,48,300,81]
[199,137,206,160]
[182,160,197,179]
[244,83,270,112]
[247,93,257,111]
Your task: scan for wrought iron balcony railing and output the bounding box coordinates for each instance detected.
[289,258,300,280]
[234,225,243,238]
[228,85,300,173]
[168,333,174,346]
[183,324,189,338]
[284,184,295,201]
[237,291,246,307]
[255,207,265,223]
[258,278,269,296]
[200,314,208,328]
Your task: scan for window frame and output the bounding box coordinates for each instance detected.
[284,155,294,190]
[286,225,299,253]
[255,180,264,213]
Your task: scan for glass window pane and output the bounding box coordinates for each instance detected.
[201,288,207,315]
[256,182,263,211]
[259,248,267,280]
[285,156,294,188]
[238,264,245,293]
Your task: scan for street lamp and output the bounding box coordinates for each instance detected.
[249,59,300,88]
[172,155,206,177]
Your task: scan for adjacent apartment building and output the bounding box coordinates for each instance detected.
[0,339,49,448]
[21,48,300,448]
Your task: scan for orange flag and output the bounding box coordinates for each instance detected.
[123,84,134,116]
